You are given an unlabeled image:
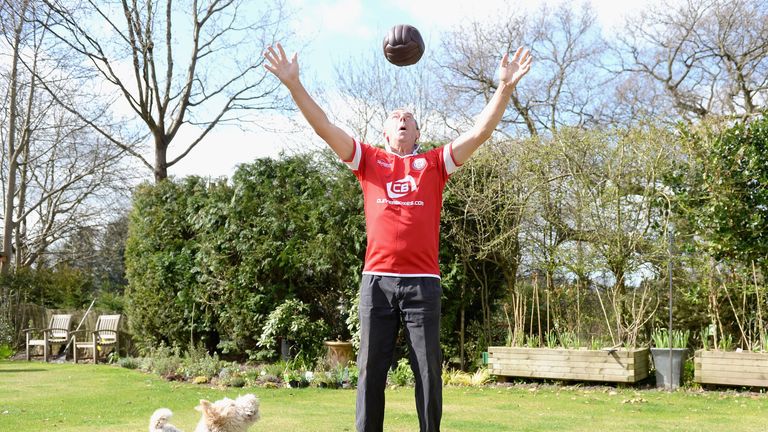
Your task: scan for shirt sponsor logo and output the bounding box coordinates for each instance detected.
[376,159,393,169]
[386,175,417,199]
[412,158,427,170]
[376,198,424,206]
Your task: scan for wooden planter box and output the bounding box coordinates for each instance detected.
[694,349,768,387]
[487,346,650,383]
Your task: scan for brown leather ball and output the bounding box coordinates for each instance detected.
[382,24,425,67]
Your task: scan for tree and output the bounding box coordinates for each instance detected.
[670,114,768,268]
[124,152,365,356]
[442,140,538,350]
[125,177,208,349]
[57,212,130,291]
[613,0,768,122]
[1,0,133,274]
[40,0,293,181]
[436,3,608,137]
[211,152,364,354]
[1,0,32,273]
[548,126,675,346]
[667,114,768,350]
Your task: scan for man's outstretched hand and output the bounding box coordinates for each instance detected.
[264,43,299,87]
[499,47,532,89]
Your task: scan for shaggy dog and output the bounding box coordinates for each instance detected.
[149,408,183,432]
[149,394,260,432]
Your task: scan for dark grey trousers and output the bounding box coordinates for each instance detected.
[355,274,443,432]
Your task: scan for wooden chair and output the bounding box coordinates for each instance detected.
[24,314,73,362]
[71,314,121,363]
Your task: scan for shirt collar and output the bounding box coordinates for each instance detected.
[384,142,420,156]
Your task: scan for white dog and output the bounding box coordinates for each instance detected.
[149,394,260,432]
[149,408,183,432]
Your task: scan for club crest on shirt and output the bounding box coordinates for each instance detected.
[412,158,427,171]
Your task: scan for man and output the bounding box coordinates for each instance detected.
[264,43,531,432]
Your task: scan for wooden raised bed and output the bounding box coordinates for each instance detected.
[487,346,650,383]
[694,349,768,387]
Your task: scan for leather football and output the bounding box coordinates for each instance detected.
[382,24,425,67]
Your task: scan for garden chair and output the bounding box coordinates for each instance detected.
[24,314,73,362]
[71,314,121,363]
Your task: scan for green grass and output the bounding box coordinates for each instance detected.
[1,360,767,431]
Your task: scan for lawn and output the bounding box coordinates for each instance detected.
[1,360,766,431]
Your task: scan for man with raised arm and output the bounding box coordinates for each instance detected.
[264,43,531,432]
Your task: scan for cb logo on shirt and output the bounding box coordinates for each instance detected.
[386,175,417,199]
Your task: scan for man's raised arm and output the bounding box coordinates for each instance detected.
[450,47,532,165]
[264,43,354,161]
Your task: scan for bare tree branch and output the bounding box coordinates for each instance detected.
[612,0,767,121]
[38,0,293,181]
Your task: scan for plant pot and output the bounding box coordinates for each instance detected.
[287,379,309,388]
[280,338,294,361]
[324,340,354,366]
[651,348,687,389]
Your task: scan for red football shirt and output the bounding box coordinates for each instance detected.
[344,140,460,279]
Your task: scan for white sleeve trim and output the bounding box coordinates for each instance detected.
[345,139,362,171]
[443,143,459,175]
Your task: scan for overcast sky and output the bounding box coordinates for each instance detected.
[168,0,661,179]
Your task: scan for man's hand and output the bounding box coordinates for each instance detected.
[264,43,299,88]
[262,42,354,161]
[498,47,532,90]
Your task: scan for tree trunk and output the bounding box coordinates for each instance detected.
[154,137,168,181]
[2,159,18,274]
[1,0,31,274]
[459,302,465,370]
[14,143,29,270]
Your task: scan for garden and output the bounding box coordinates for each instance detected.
[2,360,767,431]
[2,113,767,431]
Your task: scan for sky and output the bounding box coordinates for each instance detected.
[168,0,659,179]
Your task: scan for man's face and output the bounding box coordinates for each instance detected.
[383,110,420,153]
